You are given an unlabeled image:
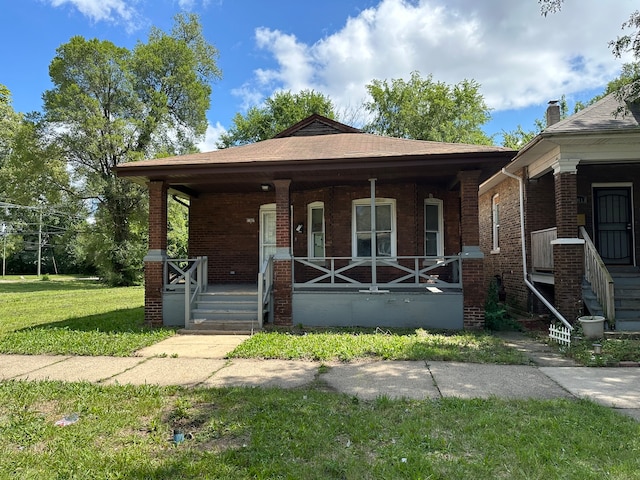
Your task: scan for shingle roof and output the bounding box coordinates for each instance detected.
[544,93,640,134]
[117,132,513,170]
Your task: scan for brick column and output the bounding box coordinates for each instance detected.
[273,179,293,325]
[458,170,485,329]
[144,180,168,327]
[552,160,584,323]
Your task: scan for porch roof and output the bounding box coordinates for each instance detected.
[115,116,515,195]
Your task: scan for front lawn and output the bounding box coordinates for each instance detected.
[0,276,174,356]
[0,380,637,479]
[229,328,530,364]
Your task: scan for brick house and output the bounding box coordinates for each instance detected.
[116,115,515,332]
[479,94,640,331]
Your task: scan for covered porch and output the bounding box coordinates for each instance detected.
[116,115,514,331]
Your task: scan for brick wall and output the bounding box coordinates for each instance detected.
[189,192,272,283]
[458,170,481,247]
[145,181,167,327]
[480,171,529,311]
[144,262,164,327]
[555,172,578,238]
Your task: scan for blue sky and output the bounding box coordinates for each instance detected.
[1,0,635,149]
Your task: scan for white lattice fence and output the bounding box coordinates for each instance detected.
[549,324,572,346]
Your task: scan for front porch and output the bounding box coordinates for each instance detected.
[163,254,465,332]
[531,226,640,331]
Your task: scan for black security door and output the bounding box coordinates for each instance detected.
[594,187,633,264]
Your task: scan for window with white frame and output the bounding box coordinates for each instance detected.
[492,193,500,252]
[352,198,396,258]
[424,198,444,256]
[307,202,325,258]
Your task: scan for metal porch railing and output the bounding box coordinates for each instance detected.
[257,255,274,326]
[163,257,208,325]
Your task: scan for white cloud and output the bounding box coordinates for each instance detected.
[240,0,636,114]
[45,0,142,30]
[197,121,226,152]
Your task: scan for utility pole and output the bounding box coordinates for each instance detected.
[37,207,42,277]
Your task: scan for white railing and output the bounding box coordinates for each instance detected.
[164,257,208,325]
[531,227,557,272]
[292,256,461,290]
[580,227,615,323]
[257,255,274,327]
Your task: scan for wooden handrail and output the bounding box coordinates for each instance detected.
[580,227,615,323]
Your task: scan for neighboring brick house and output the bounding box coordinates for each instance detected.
[116,115,515,332]
[480,94,640,331]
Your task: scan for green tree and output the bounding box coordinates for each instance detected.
[41,13,221,285]
[0,84,21,183]
[500,95,569,149]
[217,90,336,148]
[363,71,492,144]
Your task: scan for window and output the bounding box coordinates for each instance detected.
[425,198,444,256]
[352,198,396,258]
[492,193,500,252]
[308,202,325,258]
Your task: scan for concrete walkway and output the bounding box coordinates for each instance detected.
[1,333,638,421]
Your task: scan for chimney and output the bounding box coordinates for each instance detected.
[546,100,560,127]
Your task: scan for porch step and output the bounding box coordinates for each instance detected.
[192,309,258,321]
[186,286,261,333]
[188,319,260,334]
[612,270,640,332]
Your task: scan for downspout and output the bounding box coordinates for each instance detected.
[499,168,573,330]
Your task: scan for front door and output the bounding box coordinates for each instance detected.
[260,204,276,267]
[594,186,633,265]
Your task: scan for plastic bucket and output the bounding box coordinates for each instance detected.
[578,315,605,339]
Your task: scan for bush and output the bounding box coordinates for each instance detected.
[485,279,521,331]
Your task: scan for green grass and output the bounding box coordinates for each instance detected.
[563,336,640,366]
[228,328,530,364]
[0,276,174,356]
[0,380,638,479]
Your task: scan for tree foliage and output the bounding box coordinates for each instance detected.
[0,84,21,175]
[217,90,336,148]
[500,96,569,149]
[41,13,220,285]
[363,71,492,144]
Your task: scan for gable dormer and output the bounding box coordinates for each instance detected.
[273,114,361,138]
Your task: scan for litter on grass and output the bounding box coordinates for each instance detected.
[55,413,79,426]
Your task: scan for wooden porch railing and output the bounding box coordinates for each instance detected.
[580,227,615,323]
[163,257,208,325]
[531,227,556,272]
[257,255,274,326]
[292,256,462,290]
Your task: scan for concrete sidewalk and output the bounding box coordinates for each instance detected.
[0,335,638,421]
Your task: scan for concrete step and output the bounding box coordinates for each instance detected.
[192,309,258,321]
[186,319,260,334]
[195,300,258,311]
[198,292,258,303]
